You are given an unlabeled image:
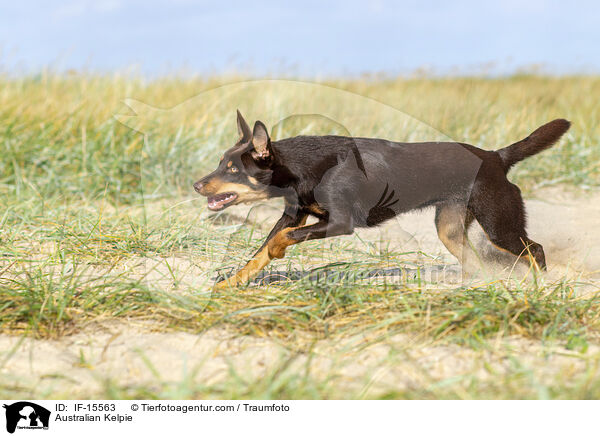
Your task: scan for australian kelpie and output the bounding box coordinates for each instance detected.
[194,111,570,288]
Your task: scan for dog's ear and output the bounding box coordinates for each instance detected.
[237,109,252,143]
[251,120,271,159]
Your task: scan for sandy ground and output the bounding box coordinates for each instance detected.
[1,320,598,398]
[1,188,599,397]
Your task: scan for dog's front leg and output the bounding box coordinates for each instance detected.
[267,218,354,260]
[214,210,307,289]
[252,209,308,257]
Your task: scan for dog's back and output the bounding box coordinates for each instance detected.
[272,120,570,229]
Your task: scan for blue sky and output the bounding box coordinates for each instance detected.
[0,0,598,76]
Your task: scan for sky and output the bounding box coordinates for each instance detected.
[0,0,599,77]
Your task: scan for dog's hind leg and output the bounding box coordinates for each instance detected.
[469,183,546,270]
[434,202,474,267]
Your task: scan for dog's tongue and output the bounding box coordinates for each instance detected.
[207,193,237,210]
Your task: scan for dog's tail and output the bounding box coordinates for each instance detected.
[497,119,570,173]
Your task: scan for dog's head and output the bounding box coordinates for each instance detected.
[193,110,279,211]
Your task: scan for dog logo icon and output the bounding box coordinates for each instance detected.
[3,402,50,433]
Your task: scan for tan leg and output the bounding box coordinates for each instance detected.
[266,227,299,259]
[214,220,306,289]
[214,245,272,289]
[435,204,474,265]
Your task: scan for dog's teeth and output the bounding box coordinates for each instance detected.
[207,192,237,211]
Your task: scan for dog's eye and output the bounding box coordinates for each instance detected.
[230,166,239,173]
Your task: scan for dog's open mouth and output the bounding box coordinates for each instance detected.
[207,192,238,211]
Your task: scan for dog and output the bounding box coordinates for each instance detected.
[194,111,570,288]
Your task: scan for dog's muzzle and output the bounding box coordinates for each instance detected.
[193,181,204,194]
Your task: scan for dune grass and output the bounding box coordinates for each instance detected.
[1,73,600,399]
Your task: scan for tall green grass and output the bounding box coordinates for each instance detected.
[1,74,598,208]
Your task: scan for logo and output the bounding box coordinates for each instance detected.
[2,402,50,434]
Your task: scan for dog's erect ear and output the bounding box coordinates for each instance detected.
[252,120,271,159]
[237,109,252,143]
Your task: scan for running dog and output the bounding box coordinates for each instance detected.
[194,111,570,288]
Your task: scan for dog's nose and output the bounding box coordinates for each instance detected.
[193,181,204,194]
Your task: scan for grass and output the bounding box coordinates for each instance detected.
[1,73,600,399]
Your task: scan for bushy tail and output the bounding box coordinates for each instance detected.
[497,119,570,173]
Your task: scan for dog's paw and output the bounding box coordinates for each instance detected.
[213,279,234,290]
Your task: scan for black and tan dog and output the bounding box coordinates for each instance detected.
[194,111,570,288]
